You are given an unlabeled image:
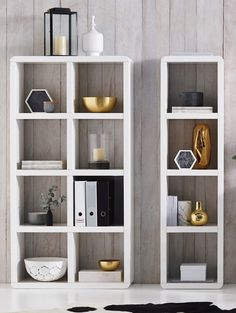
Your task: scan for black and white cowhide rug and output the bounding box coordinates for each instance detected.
[13,302,236,313]
[68,302,236,313]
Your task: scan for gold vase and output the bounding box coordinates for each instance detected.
[193,123,211,169]
[191,201,208,226]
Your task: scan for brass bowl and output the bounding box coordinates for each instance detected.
[98,259,120,271]
[82,97,117,113]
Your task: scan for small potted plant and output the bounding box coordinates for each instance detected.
[40,185,66,226]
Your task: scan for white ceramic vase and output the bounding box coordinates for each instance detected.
[82,16,103,56]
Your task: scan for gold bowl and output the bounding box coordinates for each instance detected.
[82,97,117,113]
[98,259,120,271]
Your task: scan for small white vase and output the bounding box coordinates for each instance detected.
[82,16,103,56]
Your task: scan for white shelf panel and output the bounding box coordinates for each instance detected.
[163,280,220,289]
[11,55,132,64]
[166,113,218,120]
[71,226,124,233]
[17,225,124,233]
[12,281,130,289]
[72,169,124,176]
[72,113,124,120]
[16,113,69,119]
[166,225,218,233]
[167,169,218,176]
[161,55,223,63]
[16,170,69,176]
[17,225,68,233]
[16,169,124,176]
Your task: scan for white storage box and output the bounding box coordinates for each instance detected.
[78,270,122,282]
[180,263,207,281]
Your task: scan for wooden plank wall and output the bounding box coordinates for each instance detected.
[1,0,236,283]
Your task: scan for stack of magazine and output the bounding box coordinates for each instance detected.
[74,179,123,227]
[172,107,213,113]
[21,160,65,170]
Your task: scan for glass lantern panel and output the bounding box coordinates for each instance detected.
[44,13,51,55]
[71,13,78,55]
[52,14,69,56]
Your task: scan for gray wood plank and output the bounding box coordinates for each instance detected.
[0,0,7,283]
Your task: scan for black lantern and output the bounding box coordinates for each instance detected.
[44,8,78,56]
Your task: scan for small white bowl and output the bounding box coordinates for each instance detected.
[24,257,67,282]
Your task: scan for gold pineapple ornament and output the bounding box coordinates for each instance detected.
[191,201,208,226]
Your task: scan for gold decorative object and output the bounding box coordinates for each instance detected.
[98,259,120,271]
[191,201,208,226]
[83,97,117,113]
[193,123,211,169]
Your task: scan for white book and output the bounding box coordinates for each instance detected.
[21,165,64,169]
[85,181,97,227]
[74,181,86,227]
[172,106,213,113]
[78,270,122,282]
[22,160,64,165]
[167,196,178,226]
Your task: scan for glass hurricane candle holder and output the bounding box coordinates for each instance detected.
[88,133,110,169]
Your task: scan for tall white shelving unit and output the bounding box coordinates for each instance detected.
[160,55,224,289]
[10,56,133,288]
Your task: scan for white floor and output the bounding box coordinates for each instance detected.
[1,284,236,312]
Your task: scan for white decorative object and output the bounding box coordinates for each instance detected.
[180,263,207,281]
[160,55,224,289]
[24,257,67,282]
[82,16,103,56]
[178,201,192,226]
[174,150,197,170]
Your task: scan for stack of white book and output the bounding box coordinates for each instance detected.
[21,160,65,170]
[167,195,178,226]
[172,106,213,113]
[78,269,122,282]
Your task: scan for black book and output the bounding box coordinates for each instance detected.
[97,181,111,226]
[110,179,124,226]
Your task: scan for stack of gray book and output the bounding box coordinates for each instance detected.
[21,160,65,169]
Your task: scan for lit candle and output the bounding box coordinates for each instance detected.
[93,148,105,161]
[54,36,67,55]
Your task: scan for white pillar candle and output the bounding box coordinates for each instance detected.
[93,148,105,161]
[54,36,67,55]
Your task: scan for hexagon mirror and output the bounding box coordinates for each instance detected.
[25,89,53,112]
[174,150,197,169]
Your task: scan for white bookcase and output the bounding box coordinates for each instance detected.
[10,56,133,288]
[160,55,224,289]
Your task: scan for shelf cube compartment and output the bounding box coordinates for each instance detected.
[167,233,217,283]
[71,63,123,113]
[167,63,218,113]
[73,176,124,227]
[12,62,67,113]
[168,176,218,226]
[70,119,123,170]
[69,232,124,283]
[15,176,67,226]
[168,119,217,170]
[12,232,68,283]
[15,119,67,169]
